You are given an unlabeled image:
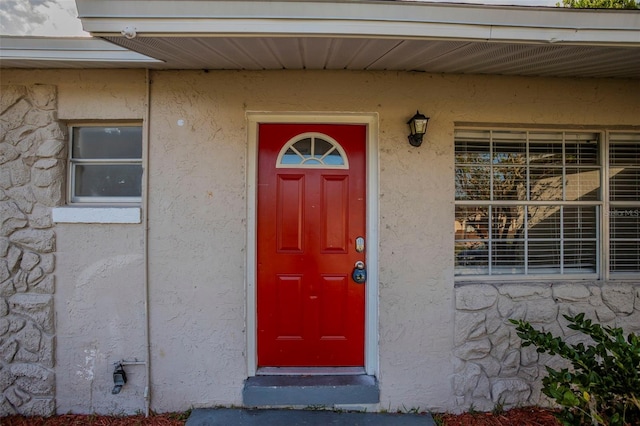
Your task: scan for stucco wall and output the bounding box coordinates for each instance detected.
[1,68,639,415]
[143,70,639,413]
[1,70,147,415]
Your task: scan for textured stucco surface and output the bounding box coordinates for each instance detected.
[54,227,145,414]
[1,68,639,415]
[1,70,147,415]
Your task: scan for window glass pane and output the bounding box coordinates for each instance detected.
[491,206,524,240]
[455,206,490,241]
[528,205,560,239]
[292,138,312,158]
[565,133,599,165]
[528,241,560,273]
[529,132,563,164]
[492,241,524,274]
[566,168,600,201]
[609,133,640,166]
[492,202,524,274]
[493,166,526,200]
[610,167,640,201]
[529,167,563,201]
[322,151,344,165]
[609,207,640,271]
[281,148,302,164]
[610,240,640,272]
[492,132,526,165]
[73,127,142,159]
[564,241,597,273]
[314,138,332,156]
[454,134,490,164]
[455,206,489,274]
[319,139,344,165]
[74,164,142,197]
[564,207,597,239]
[610,208,640,239]
[455,244,489,274]
[455,166,490,200]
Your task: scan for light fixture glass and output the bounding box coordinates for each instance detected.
[407,110,430,147]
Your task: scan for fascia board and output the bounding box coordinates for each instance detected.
[0,36,162,63]
[79,18,640,46]
[76,0,640,45]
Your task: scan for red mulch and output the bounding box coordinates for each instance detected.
[0,413,187,426]
[2,407,560,425]
[437,407,561,426]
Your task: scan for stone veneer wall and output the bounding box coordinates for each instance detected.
[1,85,66,416]
[452,281,640,412]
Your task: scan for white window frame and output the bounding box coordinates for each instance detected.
[454,127,640,281]
[66,122,143,205]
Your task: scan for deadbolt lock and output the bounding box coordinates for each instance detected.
[352,261,366,284]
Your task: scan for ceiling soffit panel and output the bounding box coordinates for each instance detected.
[103,35,640,78]
[366,40,468,70]
[81,1,640,78]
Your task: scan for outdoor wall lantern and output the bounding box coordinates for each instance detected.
[112,363,127,394]
[407,110,430,147]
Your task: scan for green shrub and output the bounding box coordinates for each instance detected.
[510,313,640,426]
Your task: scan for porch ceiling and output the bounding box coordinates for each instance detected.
[3,0,640,78]
[99,35,640,78]
[76,0,640,78]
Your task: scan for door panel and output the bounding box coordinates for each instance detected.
[321,176,349,253]
[257,123,366,367]
[277,175,304,252]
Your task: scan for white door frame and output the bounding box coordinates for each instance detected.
[245,112,379,377]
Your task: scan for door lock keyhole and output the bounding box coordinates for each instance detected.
[352,261,366,284]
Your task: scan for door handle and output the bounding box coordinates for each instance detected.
[352,261,366,284]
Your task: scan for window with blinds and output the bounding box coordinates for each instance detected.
[455,129,640,278]
[455,130,601,277]
[609,133,640,273]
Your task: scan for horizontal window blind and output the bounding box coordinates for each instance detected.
[609,132,640,273]
[455,130,601,277]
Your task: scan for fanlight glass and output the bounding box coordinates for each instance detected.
[277,133,349,169]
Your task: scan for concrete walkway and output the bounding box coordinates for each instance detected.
[186,408,436,425]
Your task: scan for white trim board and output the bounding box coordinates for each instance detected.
[52,207,141,224]
[245,111,380,377]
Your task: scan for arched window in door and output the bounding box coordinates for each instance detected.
[276,133,349,169]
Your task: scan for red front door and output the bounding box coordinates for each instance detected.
[257,123,366,367]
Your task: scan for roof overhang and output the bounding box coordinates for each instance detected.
[76,0,640,45]
[0,36,162,68]
[2,1,639,78]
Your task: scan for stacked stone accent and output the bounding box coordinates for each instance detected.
[1,85,65,416]
[452,282,640,412]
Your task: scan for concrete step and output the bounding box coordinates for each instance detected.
[186,408,436,425]
[242,374,380,406]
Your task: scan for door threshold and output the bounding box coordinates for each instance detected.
[257,367,366,376]
[243,374,379,406]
